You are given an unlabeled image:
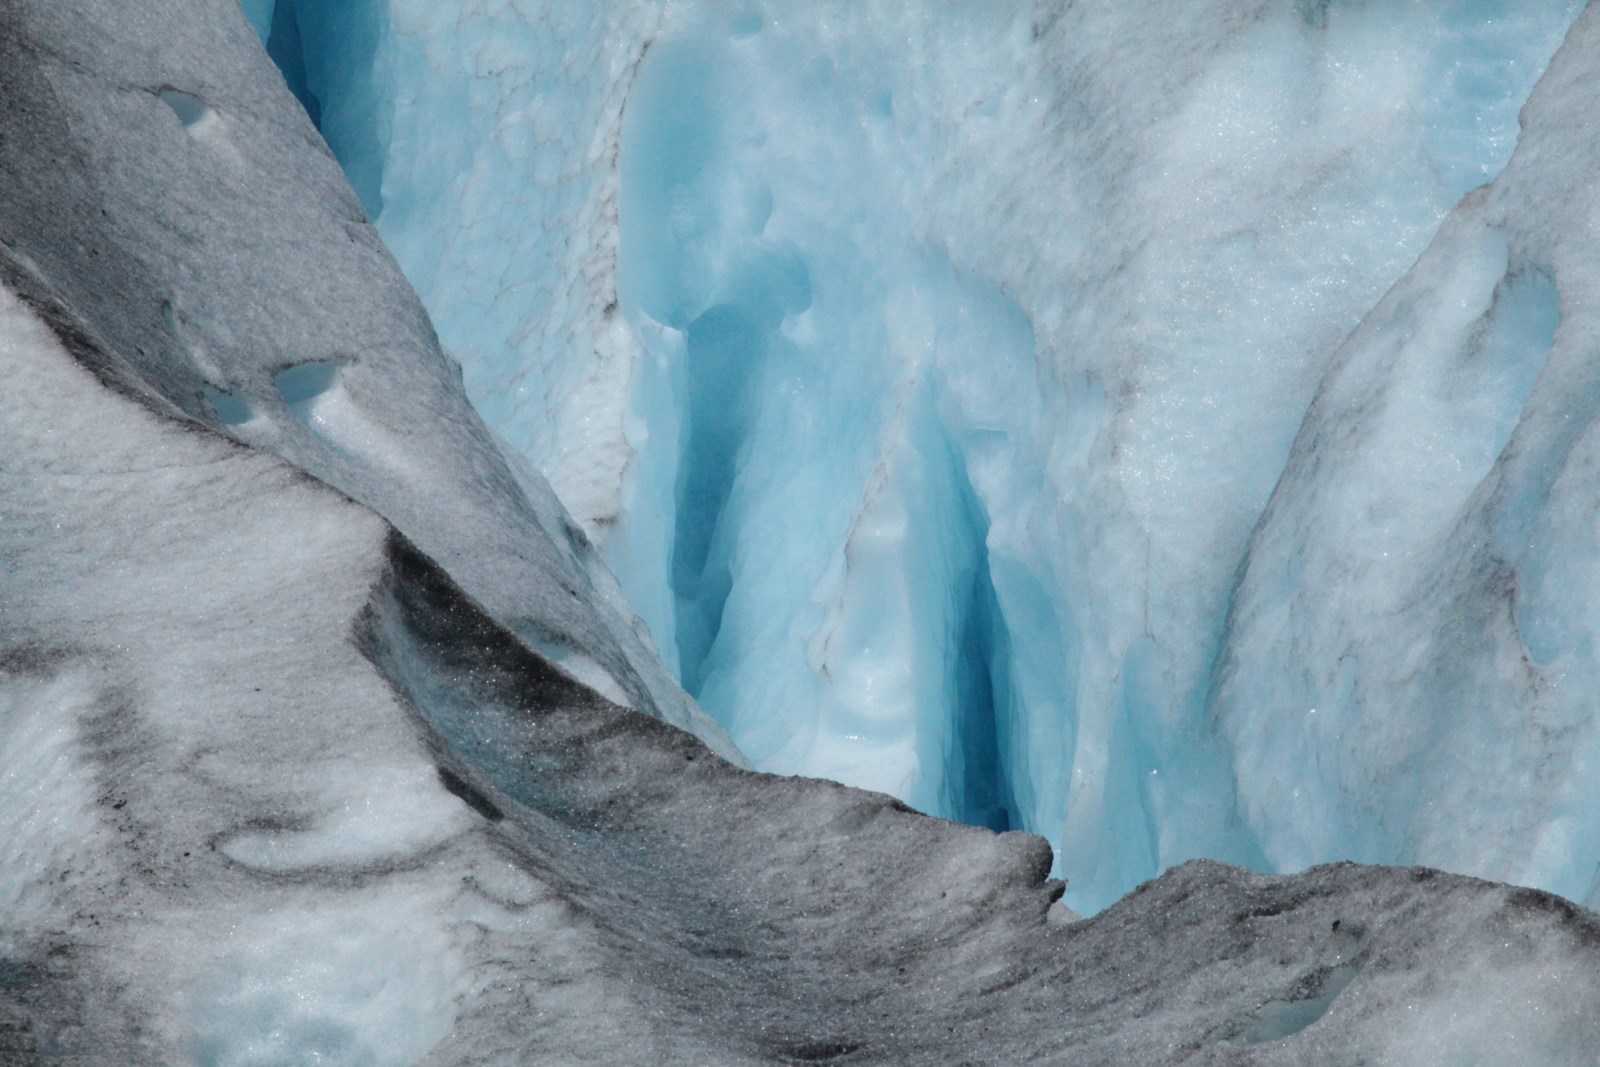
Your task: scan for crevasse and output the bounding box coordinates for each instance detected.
[254,0,1584,912]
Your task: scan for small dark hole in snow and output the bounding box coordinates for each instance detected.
[158,88,211,129]
[781,1040,863,1062]
[1240,961,1361,1045]
[689,943,748,961]
[274,359,347,407]
[205,386,255,426]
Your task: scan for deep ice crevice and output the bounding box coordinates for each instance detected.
[268,0,386,217]
[259,0,1588,912]
[612,16,1062,833]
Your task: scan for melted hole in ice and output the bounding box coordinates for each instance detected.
[275,359,350,438]
[158,88,220,137]
[275,359,346,410]
[1240,959,1362,1045]
[205,386,257,427]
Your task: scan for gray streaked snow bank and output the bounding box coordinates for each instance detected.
[0,0,737,766]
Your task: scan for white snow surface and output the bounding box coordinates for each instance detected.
[266,0,1595,912]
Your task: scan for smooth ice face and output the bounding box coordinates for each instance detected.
[1214,4,1600,909]
[269,0,1590,910]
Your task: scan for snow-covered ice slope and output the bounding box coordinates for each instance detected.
[0,0,737,767]
[9,1,1600,1061]
[262,0,1589,911]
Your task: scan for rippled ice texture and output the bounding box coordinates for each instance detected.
[264,0,1586,911]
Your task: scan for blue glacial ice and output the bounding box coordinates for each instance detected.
[260,0,1590,913]
[14,0,1600,1061]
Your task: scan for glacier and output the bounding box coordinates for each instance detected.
[9,0,1600,1062]
[254,0,1593,913]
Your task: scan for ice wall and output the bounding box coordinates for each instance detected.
[1215,3,1600,909]
[266,0,1587,911]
